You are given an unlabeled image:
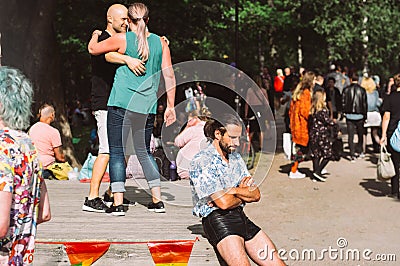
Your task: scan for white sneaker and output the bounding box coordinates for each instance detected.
[289,171,306,179]
[321,168,328,175]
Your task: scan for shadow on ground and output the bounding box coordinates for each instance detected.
[125,185,176,207]
[278,163,314,179]
[187,224,206,238]
[359,178,392,197]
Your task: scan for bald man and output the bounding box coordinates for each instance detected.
[29,104,66,171]
[82,4,146,213]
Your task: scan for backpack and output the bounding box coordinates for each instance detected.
[152,147,171,180]
[390,120,400,152]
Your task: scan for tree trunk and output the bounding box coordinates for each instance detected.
[0,0,80,167]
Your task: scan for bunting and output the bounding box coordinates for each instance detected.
[147,239,197,266]
[36,238,198,265]
[64,242,110,266]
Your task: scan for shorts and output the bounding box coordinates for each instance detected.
[94,110,109,154]
[202,207,261,247]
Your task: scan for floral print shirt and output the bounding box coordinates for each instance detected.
[189,144,250,218]
[0,129,42,265]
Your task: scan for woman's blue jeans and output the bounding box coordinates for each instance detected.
[107,107,160,193]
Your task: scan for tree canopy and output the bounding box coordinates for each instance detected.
[1,0,399,164]
[53,0,400,102]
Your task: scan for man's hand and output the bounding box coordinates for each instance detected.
[91,30,102,38]
[164,106,176,127]
[239,176,255,188]
[125,57,146,76]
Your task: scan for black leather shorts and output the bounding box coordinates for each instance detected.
[202,207,261,247]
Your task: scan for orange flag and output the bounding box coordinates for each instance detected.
[147,239,197,266]
[64,242,110,266]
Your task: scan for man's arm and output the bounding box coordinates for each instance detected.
[210,177,260,210]
[0,191,11,238]
[210,189,243,210]
[53,146,65,163]
[362,90,368,120]
[88,30,126,55]
[227,176,261,203]
[104,52,146,76]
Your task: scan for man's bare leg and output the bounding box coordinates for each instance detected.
[245,231,285,265]
[216,235,251,266]
[88,154,110,199]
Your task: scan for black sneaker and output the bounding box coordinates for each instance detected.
[82,197,109,213]
[103,192,137,207]
[105,204,125,216]
[313,172,326,182]
[147,201,166,213]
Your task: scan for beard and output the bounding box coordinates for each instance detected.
[219,140,235,160]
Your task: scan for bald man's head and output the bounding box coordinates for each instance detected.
[106,4,128,34]
[38,104,55,124]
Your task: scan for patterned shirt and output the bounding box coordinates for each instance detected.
[0,129,42,265]
[189,144,250,218]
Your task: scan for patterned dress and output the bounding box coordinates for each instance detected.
[0,129,42,265]
[309,109,338,159]
[189,144,250,218]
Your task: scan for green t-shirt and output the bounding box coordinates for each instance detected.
[108,32,163,114]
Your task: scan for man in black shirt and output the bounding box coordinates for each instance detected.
[342,73,367,161]
[82,3,145,213]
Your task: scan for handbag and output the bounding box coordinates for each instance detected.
[46,162,73,180]
[377,144,396,181]
[79,153,96,180]
[79,153,110,180]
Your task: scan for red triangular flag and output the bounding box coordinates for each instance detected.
[147,239,197,265]
[64,242,110,266]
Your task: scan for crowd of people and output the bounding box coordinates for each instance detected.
[264,64,400,199]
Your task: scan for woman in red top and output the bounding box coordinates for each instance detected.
[274,69,285,111]
[288,71,315,179]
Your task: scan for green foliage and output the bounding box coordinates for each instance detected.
[310,0,400,77]
[54,0,400,100]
